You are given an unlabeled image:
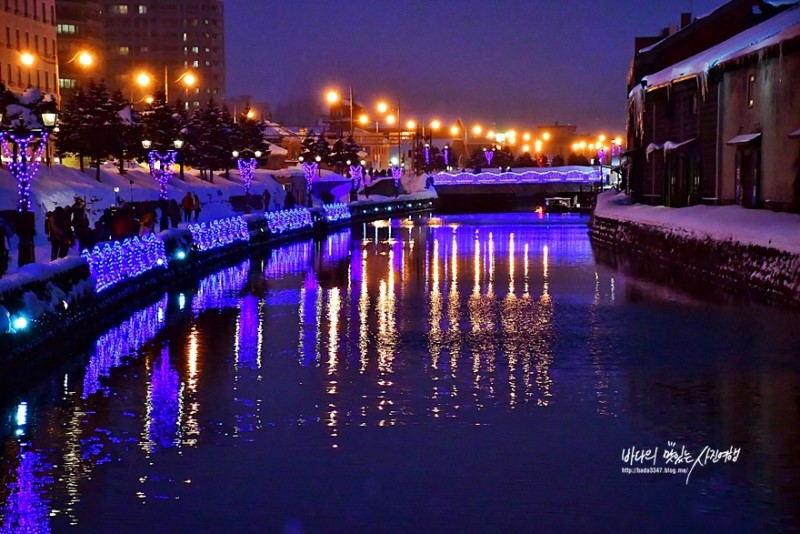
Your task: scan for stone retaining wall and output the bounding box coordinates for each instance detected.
[588,214,800,307]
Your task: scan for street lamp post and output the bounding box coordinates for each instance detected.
[232,149,262,214]
[0,108,58,266]
[325,87,355,136]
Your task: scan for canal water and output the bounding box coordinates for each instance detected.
[2,213,799,532]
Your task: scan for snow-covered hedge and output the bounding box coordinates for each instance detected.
[265,208,313,234]
[81,234,168,293]
[188,216,250,252]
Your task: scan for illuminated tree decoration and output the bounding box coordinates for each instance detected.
[597,147,606,164]
[391,166,404,188]
[424,145,431,165]
[146,346,181,451]
[236,295,260,370]
[237,158,258,196]
[147,151,178,200]
[81,233,168,292]
[322,203,351,223]
[1,449,51,533]
[443,146,450,167]
[0,132,48,212]
[484,149,494,166]
[435,168,602,185]
[301,161,319,201]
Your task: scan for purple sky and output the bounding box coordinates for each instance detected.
[223,0,724,133]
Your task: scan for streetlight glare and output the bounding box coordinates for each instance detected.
[614,137,623,146]
[450,126,459,135]
[406,120,416,130]
[522,132,531,141]
[326,90,340,104]
[20,52,35,67]
[472,125,482,135]
[246,110,255,119]
[430,120,441,130]
[598,134,606,142]
[145,96,154,104]
[523,144,530,153]
[359,114,369,125]
[77,51,93,67]
[182,72,197,87]
[542,132,551,141]
[487,130,495,139]
[376,102,388,114]
[136,72,152,87]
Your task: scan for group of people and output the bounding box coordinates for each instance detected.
[44,197,92,261]
[181,192,202,223]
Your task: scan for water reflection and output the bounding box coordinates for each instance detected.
[2,215,800,531]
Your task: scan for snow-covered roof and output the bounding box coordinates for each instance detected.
[664,138,696,151]
[645,143,663,155]
[643,4,800,89]
[727,133,761,144]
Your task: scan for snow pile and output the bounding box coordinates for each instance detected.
[595,190,800,254]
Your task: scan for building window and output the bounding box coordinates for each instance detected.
[118,46,130,55]
[183,32,188,42]
[111,4,129,15]
[57,24,77,34]
[191,46,199,53]
[138,5,147,14]
[747,74,755,108]
[60,78,77,89]
[140,46,149,53]
[41,2,45,22]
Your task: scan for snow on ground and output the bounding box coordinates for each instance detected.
[0,162,436,276]
[595,190,800,254]
[0,163,286,275]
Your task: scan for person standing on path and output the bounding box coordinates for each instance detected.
[193,193,202,222]
[181,192,194,222]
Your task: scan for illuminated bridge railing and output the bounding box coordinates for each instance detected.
[434,168,602,185]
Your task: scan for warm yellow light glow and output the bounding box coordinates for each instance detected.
[136,72,152,87]
[522,144,530,152]
[507,129,516,138]
[77,51,93,67]
[359,114,369,125]
[614,137,623,146]
[145,96,154,104]
[598,134,606,142]
[589,143,595,150]
[430,119,441,130]
[377,101,388,114]
[20,52,35,67]
[542,132,551,141]
[487,130,495,139]
[386,114,396,125]
[406,120,416,130]
[579,141,587,149]
[326,89,340,104]
[450,125,459,135]
[181,72,197,87]
[534,140,543,151]
[472,125,482,135]
[572,142,580,151]
[522,132,531,141]
[246,110,255,119]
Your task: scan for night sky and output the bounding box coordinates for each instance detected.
[223,0,724,133]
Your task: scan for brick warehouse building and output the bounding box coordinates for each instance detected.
[626,0,800,212]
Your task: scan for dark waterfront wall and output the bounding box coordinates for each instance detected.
[589,214,800,307]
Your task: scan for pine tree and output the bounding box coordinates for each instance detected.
[54,87,89,172]
[515,151,536,168]
[77,81,127,181]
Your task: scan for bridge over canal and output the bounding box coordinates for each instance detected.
[432,166,604,211]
